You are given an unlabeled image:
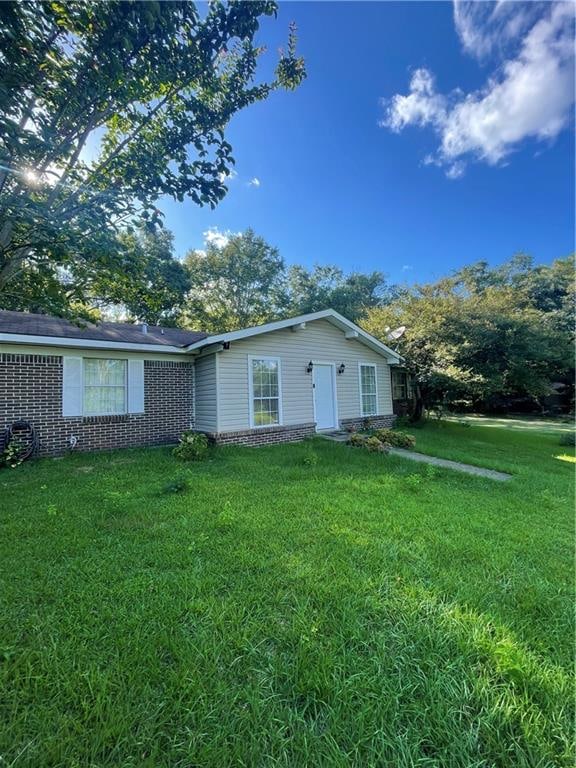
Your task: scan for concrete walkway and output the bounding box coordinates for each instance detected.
[389,448,512,481]
[319,432,512,481]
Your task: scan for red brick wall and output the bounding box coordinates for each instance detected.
[206,422,316,446]
[0,354,194,456]
[340,414,396,431]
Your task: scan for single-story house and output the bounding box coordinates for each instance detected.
[0,308,402,456]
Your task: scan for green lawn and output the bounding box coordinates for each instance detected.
[1,420,574,767]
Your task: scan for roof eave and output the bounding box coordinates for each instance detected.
[0,332,188,354]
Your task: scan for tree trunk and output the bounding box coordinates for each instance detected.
[411,384,426,423]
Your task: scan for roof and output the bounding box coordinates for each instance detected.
[0,310,207,350]
[0,309,401,361]
[188,309,402,362]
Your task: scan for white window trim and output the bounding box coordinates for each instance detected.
[83,358,128,417]
[358,362,379,417]
[248,355,283,429]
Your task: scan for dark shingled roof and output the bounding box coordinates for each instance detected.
[0,310,208,348]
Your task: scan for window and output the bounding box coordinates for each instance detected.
[359,364,378,416]
[250,357,282,427]
[83,359,127,416]
[392,369,408,400]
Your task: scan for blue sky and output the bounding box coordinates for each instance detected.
[162,1,575,285]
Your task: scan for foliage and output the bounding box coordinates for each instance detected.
[0,441,24,469]
[559,432,575,447]
[92,227,190,325]
[374,428,416,449]
[182,229,287,331]
[362,255,575,415]
[348,432,390,453]
[180,230,396,331]
[1,420,573,766]
[0,1,305,318]
[285,264,392,322]
[365,435,389,453]
[172,430,209,462]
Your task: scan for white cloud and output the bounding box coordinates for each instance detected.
[402,264,413,272]
[203,227,232,249]
[248,177,261,188]
[453,0,548,60]
[218,168,238,184]
[381,2,574,177]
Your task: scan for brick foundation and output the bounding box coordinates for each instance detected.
[0,354,194,457]
[340,414,396,431]
[206,422,316,447]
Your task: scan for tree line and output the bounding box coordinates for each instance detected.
[363,254,574,415]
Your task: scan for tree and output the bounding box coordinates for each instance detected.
[182,229,287,331]
[92,227,190,325]
[0,1,305,318]
[286,264,391,321]
[362,255,574,418]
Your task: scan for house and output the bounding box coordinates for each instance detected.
[0,308,402,456]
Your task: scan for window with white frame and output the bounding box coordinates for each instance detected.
[359,364,378,416]
[83,359,127,416]
[250,357,281,426]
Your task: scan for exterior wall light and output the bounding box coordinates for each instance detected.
[306,361,314,374]
[337,363,346,374]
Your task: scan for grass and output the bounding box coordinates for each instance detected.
[1,419,573,767]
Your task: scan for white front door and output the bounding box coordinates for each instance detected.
[313,363,337,430]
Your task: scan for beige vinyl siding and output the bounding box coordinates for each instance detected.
[217,319,393,432]
[194,354,218,432]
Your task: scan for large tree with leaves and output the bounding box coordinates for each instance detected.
[0,1,304,317]
[362,255,574,417]
[286,264,391,322]
[91,227,190,325]
[182,228,288,331]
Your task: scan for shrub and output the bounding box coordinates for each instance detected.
[1,442,24,469]
[365,436,389,454]
[374,429,416,449]
[173,431,209,461]
[559,432,575,447]
[348,433,390,454]
[362,417,372,431]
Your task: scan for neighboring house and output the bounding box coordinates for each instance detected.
[0,308,402,456]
